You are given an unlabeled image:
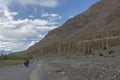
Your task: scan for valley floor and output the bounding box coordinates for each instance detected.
[30,56,120,80]
[1,46,120,80]
[0,56,120,80]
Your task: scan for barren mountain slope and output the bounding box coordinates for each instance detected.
[35,0,120,44]
[17,0,120,55]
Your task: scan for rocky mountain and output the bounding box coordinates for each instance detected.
[18,0,120,56]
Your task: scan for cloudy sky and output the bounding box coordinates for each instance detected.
[0,0,99,53]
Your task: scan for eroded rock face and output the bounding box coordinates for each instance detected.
[28,30,120,55]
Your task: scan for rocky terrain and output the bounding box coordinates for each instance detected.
[29,46,120,80]
[30,56,120,80]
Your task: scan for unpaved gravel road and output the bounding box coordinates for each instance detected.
[0,61,39,80]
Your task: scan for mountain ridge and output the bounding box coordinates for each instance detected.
[14,0,120,56]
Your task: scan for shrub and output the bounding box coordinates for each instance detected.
[0,54,33,61]
[0,54,9,60]
[108,50,114,54]
[99,53,103,56]
[26,55,33,59]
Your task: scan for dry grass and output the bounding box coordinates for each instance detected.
[0,60,24,67]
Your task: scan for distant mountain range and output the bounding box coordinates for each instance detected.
[0,50,12,55]
[14,0,120,56]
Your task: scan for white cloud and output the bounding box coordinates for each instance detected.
[2,0,59,8]
[42,13,62,19]
[0,0,61,52]
[27,41,36,48]
[10,12,18,16]
[35,26,57,31]
[0,41,17,51]
[41,13,62,22]
[0,19,57,40]
[0,8,13,22]
[69,16,74,18]
[29,15,34,18]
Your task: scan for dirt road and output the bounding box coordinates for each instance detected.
[0,61,38,80]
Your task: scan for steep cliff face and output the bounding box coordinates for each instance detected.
[26,0,120,55]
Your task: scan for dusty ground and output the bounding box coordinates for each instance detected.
[30,46,120,80]
[30,56,120,80]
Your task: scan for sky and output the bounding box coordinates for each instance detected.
[0,0,100,53]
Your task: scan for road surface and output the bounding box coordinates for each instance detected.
[0,61,38,80]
